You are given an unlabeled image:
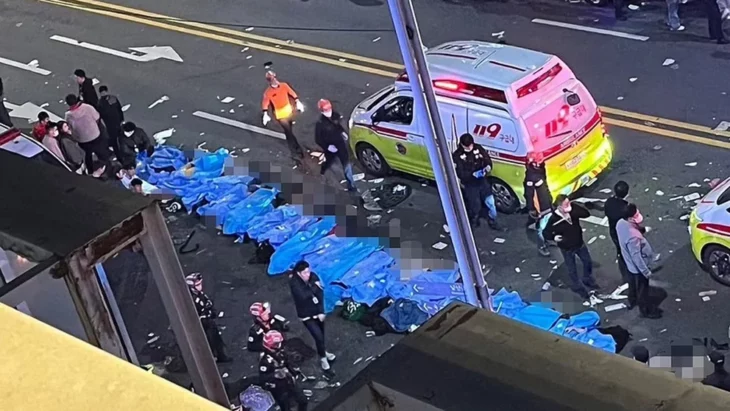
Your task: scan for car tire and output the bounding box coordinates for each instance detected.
[356,143,390,177]
[702,244,730,287]
[489,178,520,214]
[584,0,608,6]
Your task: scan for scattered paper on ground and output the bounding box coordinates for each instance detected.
[353,173,365,182]
[684,193,701,202]
[605,303,627,312]
[148,95,170,109]
[121,104,131,112]
[662,58,675,66]
[514,267,521,273]
[684,162,697,167]
[443,224,450,233]
[655,190,664,196]
[582,216,609,227]
[153,128,175,144]
[629,77,638,82]
[368,178,384,184]
[493,238,505,244]
[221,96,235,103]
[432,242,448,250]
[599,188,612,194]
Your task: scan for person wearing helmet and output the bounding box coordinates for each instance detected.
[524,151,553,257]
[185,273,231,363]
[259,330,308,411]
[452,133,503,231]
[261,70,305,160]
[247,301,290,352]
[314,99,356,192]
[289,260,336,378]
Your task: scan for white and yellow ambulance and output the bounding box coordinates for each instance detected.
[690,177,730,285]
[348,41,613,213]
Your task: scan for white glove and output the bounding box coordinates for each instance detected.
[485,165,492,173]
[327,145,338,153]
[554,235,563,242]
[341,131,349,141]
[295,100,304,112]
[262,112,271,126]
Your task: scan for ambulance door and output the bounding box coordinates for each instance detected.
[466,104,524,210]
[370,91,427,176]
[434,98,469,180]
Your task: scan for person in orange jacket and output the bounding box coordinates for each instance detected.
[262,71,305,159]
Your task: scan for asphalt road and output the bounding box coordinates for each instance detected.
[2,0,730,405]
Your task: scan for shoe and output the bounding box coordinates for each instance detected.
[325,352,337,361]
[320,357,331,371]
[670,25,685,32]
[718,38,729,45]
[538,246,550,257]
[322,368,336,381]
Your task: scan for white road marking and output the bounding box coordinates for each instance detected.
[50,35,183,63]
[192,111,285,140]
[4,101,62,122]
[531,19,650,41]
[582,216,609,227]
[0,56,52,75]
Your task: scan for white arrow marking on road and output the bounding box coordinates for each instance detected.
[49,35,183,63]
[531,19,649,42]
[0,56,52,75]
[4,101,62,123]
[192,111,285,141]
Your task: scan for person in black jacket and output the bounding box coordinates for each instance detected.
[119,121,154,171]
[289,260,335,377]
[97,85,125,158]
[452,133,502,230]
[524,151,553,256]
[247,301,289,352]
[314,99,356,192]
[544,194,599,299]
[0,77,13,127]
[702,351,730,392]
[185,273,231,363]
[259,330,308,411]
[74,69,99,109]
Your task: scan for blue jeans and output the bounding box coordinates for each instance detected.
[560,244,595,296]
[343,162,355,190]
[484,195,498,221]
[666,0,681,29]
[536,213,552,248]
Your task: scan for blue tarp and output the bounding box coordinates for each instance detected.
[267,217,337,275]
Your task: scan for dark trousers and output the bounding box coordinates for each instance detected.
[617,255,637,306]
[78,136,111,173]
[271,384,308,411]
[463,181,494,224]
[630,273,666,315]
[303,318,326,357]
[106,125,122,160]
[201,319,227,359]
[561,245,595,297]
[278,118,304,158]
[321,153,355,190]
[705,0,725,40]
[614,0,626,18]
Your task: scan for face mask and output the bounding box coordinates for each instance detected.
[322,110,332,118]
[124,131,134,137]
[632,212,644,225]
[563,205,572,213]
[463,145,473,152]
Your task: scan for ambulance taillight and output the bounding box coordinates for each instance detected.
[516,64,563,98]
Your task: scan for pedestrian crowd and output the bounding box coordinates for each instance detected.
[614,0,729,44]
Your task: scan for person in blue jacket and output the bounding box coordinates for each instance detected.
[289,260,336,378]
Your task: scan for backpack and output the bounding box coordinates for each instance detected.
[341,299,366,322]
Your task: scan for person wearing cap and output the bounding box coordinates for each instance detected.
[631,345,649,364]
[247,301,289,352]
[314,99,356,192]
[118,121,154,172]
[524,151,552,256]
[259,330,308,411]
[702,350,730,392]
[289,260,336,378]
[185,273,231,363]
[261,71,304,159]
[452,133,503,230]
[74,69,99,109]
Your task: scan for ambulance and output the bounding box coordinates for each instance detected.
[689,177,730,286]
[348,41,613,213]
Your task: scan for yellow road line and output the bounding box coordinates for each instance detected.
[604,118,730,150]
[70,0,405,70]
[39,0,730,150]
[39,0,397,77]
[601,106,730,139]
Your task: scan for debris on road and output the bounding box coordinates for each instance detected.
[688,183,701,188]
[153,128,175,145]
[659,328,667,334]
[669,195,683,201]
[493,238,505,244]
[372,37,381,42]
[605,303,627,312]
[617,96,624,101]
[684,193,701,202]
[684,162,697,167]
[314,381,329,389]
[629,77,638,82]
[515,267,521,273]
[703,296,712,302]
[221,96,235,103]
[245,27,254,31]
[599,188,612,194]
[365,331,376,337]
[662,58,675,66]
[353,173,365,182]
[147,336,160,344]
[353,357,363,365]
[148,95,169,109]
[652,144,662,150]
[443,224,450,233]
[218,311,224,318]
[366,215,382,225]
[432,242,448,250]
[587,236,597,245]
[222,373,229,378]
[655,190,664,196]
[699,290,718,297]
[368,178,384,184]
[531,273,540,278]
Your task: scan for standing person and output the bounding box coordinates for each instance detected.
[97,85,125,158]
[118,122,154,172]
[704,0,729,44]
[666,0,685,31]
[57,121,86,173]
[0,77,12,127]
[32,112,50,141]
[185,273,231,362]
[74,69,99,109]
[314,99,356,192]
[259,330,309,411]
[41,122,66,161]
[524,151,552,256]
[452,133,502,230]
[64,94,110,176]
[261,71,305,160]
[543,194,599,299]
[616,204,663,319]
[247,301,289,353]
[702,351,730,392]
[289,260,336,377]
[615,0,628,20]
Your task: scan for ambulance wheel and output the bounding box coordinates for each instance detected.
[702,244,730,286]
[356,143,390,177]
[489,178,520,214]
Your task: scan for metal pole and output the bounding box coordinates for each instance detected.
[387,0,491,308]
[139,205,229,407]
